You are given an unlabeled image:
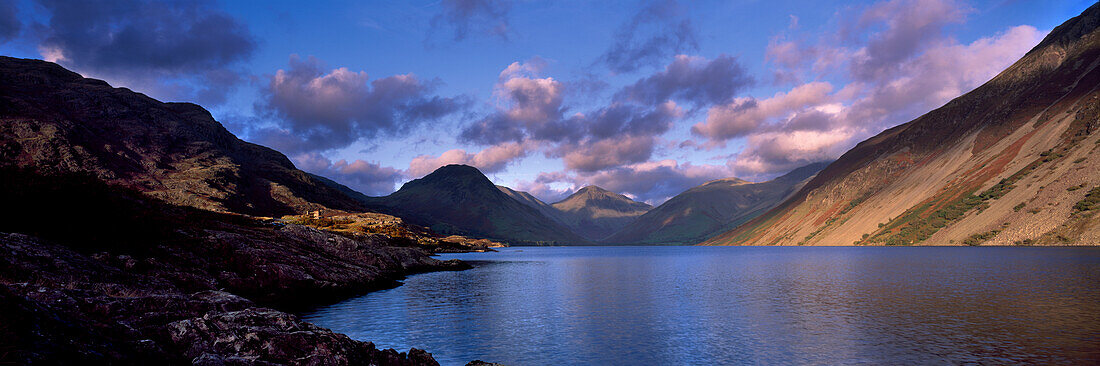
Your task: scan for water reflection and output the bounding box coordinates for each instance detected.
[301,247,1100,365]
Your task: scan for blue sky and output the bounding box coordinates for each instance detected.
[0,0,1093,204]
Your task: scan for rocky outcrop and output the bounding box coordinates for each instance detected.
[0,226,455,365]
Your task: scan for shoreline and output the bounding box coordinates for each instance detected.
[0,220,473,365]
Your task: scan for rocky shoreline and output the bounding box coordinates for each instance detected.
[0,223,470,364]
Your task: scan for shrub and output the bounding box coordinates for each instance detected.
[962,230,1000,246]
[1073,186,1100,212]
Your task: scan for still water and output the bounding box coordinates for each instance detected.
[301,246,1100,365]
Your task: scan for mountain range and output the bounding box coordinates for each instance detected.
[605,162,828,245]
[362,164,589,244]
[704,3,1100,246]
[2,4,1096,251]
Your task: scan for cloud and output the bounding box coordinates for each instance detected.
[460,59,579,144]
[693,0,1044,176]
[257,55,467,153]
[460,59,688,174]
[407,142,528,177]
[292,153,404,196]
[0,1,19,44]
[429,0,511,42]
[845,0,969,82]
[585,100,681,139]
[727,129,854,178]
[614,54,753,108]
[30,0,256,103]
[692,82,834,141]
[598,0,699,73]
[560,135,657,172]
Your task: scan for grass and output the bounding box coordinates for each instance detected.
[1013,202,1027,212]
[1073,186,1100,212]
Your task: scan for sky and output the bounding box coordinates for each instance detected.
[0,0,1093,205]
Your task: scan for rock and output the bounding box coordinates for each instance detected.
[466,361,508,366]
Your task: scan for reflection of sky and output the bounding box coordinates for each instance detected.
[301,247,1100,365]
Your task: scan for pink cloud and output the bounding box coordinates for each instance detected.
[560,135,656,172]
[692,81,834,141]
[407,142,529,177]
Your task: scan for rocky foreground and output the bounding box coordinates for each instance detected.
[0,169,470,364]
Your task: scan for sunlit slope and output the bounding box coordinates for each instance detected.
[704,4,1100,246]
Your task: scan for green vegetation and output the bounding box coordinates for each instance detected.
[1013,202,1026,212]
[962,230,1000,246]
[287,216,354,228]
[860,164,1037,245]
[1067,184,1085,191]
[1073,186,1100,212]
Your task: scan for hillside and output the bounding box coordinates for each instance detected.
[548,186,653,241]
[365,165,588,245]
[605,162,827,245]
[704,4,1100,246]
[0,56,364,217]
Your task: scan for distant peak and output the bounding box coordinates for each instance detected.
[400,164,494,191]
[578,185,608,193]
[701,177,750,186]
[432,164,482,175]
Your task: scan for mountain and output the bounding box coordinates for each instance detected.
[365,165,588,245]
[605,162,828,245]
[0,56,363,217]
[497,185,569,223]
[704,4,1100,246]
[547,185,653,241]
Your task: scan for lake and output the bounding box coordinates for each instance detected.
[300,246,1100,365]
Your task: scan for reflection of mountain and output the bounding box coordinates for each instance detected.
[706,4,1100,245]
[365,165,588,244]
